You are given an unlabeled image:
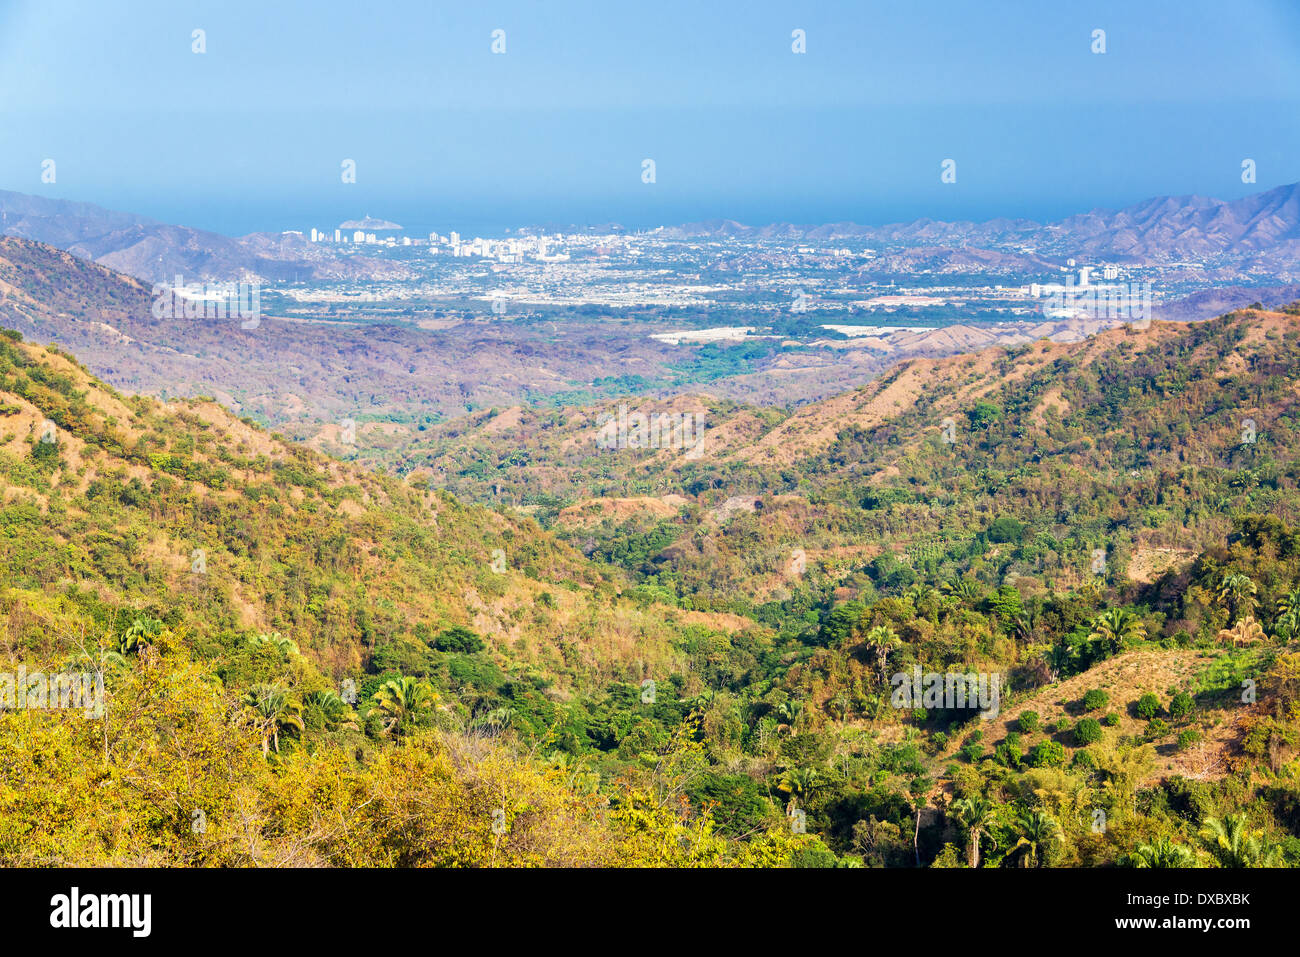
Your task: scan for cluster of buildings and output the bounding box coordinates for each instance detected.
[1028,262,1127,300]
[292,221,571,263]
[301,226,416,247]
[428,232,570,263]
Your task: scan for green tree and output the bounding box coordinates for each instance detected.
[863,625,902,685]
[1216,573,1258,623]
[1088,608,1145,656]
[371,676,438,737]
[1135,693,1161,720]
[1075,717,1103,746]
[1083,689,1109,711]
[1199,814,1281,868]
[1274,588,1300,638]
[1132,836,1195,868]
[950,794,997,869]
[241,684,305,755]
[1012,809,1062,867]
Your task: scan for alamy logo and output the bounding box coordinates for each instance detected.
[50,887,151,937]
[151,275,262,328]
[595,404,706,458]
[0,667,103,718]
[890,667,1001,719]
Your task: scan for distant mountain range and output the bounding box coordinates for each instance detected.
[0,190,415,284]
[659,183,1300,278]
[4,182,1300,288]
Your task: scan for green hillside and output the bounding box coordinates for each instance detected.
[4,307,1300,868]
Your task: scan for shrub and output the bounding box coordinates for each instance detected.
[1145,718,1171,740]
[994,741,1023,768]
[1028,740,1067,768]
[1018,710,1040,733]
[960,744,984,763]
[1053,717,1071,734]
[987,516,1024,544]
[1074,717,1103,745]
[1135,693,1161,720]
[1083,689,1109,711]
[1103,712,1121,727]
[430,625,486,654]
[1168,691,1194,720]
[1071,749,1097,771]
[1176,729,1200,750]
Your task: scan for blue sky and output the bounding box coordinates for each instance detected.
[1,0,1299,235]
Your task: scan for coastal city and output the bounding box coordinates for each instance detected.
[263,215,1194,342]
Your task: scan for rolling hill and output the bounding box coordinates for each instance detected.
[5,294,1300,868]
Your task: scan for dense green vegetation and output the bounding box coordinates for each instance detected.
[5,310,1300,867]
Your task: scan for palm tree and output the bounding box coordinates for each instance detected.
[1012,809,1062,867]
[775,699,804,735]
[950,795,997,869]
[370,676,438,737]
[863,625,902,684]
[777,766,822,810]
[120,616,165,655]
[1200,813,1282,868]
[1087,608,1146,656]
[942,579,982,607]
[303,689,358,732]
[472,706,517,733]
[248,631,300,658]
[908,777,934,867]
[1046,636,1080,682]
[1132,836,1195,868]
[905,584,938,611]
[241,684,305,755]
[1216,573,1258,623]
[1274,588,1300,638]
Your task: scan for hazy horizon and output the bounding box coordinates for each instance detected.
[3,0,1299,236]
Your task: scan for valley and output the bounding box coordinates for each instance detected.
[4,232,1300,866]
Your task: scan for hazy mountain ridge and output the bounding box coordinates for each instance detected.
[663,183,1300,274]
[7,182,1300,288]
[0,190,414,284]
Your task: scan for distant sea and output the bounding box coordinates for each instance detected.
[89,192,1092,242]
